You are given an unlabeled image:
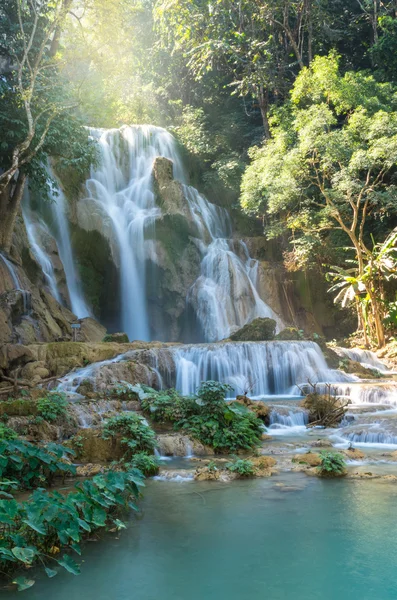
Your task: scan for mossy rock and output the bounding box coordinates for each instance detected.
[66,428,124,463]
[103,333,129,344]
[275,327,304,341]
[0,398,37,417]
[230,318,276,342]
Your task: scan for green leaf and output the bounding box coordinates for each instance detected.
[57,554,81,575]
[77,518,91,532]
[23,519,47,535]
[13,576,35,591]
[44,567,58,578]
[11,546,36,564]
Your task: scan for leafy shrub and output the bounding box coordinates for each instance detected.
[102,413,157,458]
[0,469,144,591]
[141,382,263,453]
[197,381,233,406]
[129,452,160,476]
[0,440,75,489]
[37,392,69,423]
[140,386,199,422]
[317,451,347,477]
[225,457,255,477]
[206,460,218,473]
[0,424,17,441]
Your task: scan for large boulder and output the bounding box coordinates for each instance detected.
[157,433,214,457]
[230,317,277,342]
[292,452,322,467]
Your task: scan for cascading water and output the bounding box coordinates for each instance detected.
[45,167,91,318]
[22,202,61,303]
[184,186,282,341]
[335,347,391,373]
[171,341,354,397]
[77,125,185,341]
[57,340,355,398]
[0,253,31,314]
[72,125,280,341]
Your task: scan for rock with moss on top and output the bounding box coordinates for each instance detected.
[230,318,277,342]
[102,332,129,343]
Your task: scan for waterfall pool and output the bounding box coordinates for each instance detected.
[6,472,397,600]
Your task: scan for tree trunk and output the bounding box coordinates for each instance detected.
[0,172,27,252]
[367,287,385,348]
[257,85,271,139]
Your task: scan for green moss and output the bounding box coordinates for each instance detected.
[275,327,304,341]
[230,318,277,342]
[0,399,37,417]
[103,333,129,343]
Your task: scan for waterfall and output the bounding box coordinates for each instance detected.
[0,253,31,314]
[77,125,185,341]
[269,408,309,427]
[183,186,282,341]
[335,347,391,373]
[45,167,91,318]
[72,124,281,342]
[171,341,354,397]
[22,202,61,303]
[57,340,355,398]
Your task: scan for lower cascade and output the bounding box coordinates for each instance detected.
[57,340,355,397]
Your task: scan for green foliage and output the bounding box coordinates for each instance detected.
[128,452,160,476]
[317,451,347,476]
[37,392,69,423]
[140,386,199,422]
[0,469,144,590]
[206,460,219,473]
[225,457,255,477]
[102,413,157,458]
[196,381,233,407]
[141,382,263,453]
[0,424,17,441]
[0,440,75,490]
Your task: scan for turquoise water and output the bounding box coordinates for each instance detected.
[4,473,397,599]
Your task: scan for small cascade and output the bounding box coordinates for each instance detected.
[56,340,356,398]
[22,204,61,303]
[308,382,397,406]
[56,354,128,394]
[70,399,137,428]
[335,347,391,373]
[45,166,91,318]
[269,407,309,428]
[184,186,282,341]
[341,424,397,446]
[171,341,354,397]
[0,252,31,314]
[184,440,194,458]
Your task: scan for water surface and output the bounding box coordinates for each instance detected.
[5,473,397,600]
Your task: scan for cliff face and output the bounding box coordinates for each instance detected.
[0,217,106,345]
